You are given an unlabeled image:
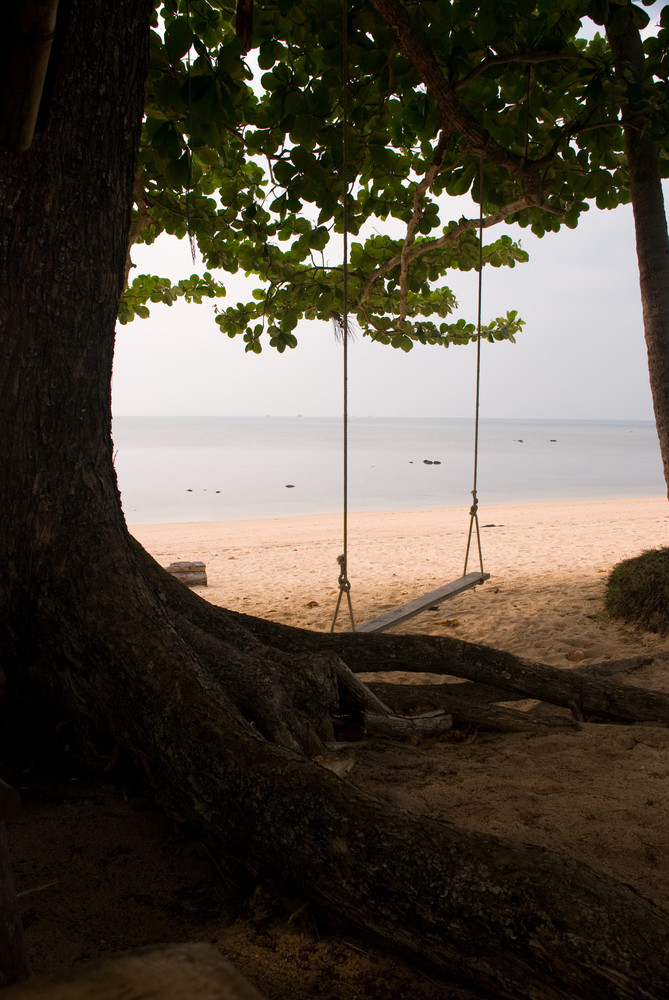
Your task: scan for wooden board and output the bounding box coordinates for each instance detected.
[353,572,490,633]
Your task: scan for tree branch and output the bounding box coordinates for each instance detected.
[125,167,152,286]
[369,0,544,202]
[359,194,534,307]
[397,130,451,327]
[456,50,596,91]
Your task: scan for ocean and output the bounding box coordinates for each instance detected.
[111,416,666,524]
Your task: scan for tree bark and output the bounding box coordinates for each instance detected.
[0,823,29,988]
[0,1,60,152]
[241,617,669,724]
[607,6,669,496]
[2,4,669,999]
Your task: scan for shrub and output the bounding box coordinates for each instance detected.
[605,547,669,635]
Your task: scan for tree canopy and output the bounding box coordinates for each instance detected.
[120,0,668,356]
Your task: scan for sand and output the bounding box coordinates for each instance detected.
[7,495,669,999]
[133,495,669,665]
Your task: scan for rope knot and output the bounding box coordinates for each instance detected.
[331,554,355,632]
[336,553,351,592]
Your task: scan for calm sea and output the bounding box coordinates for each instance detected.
[111,416,665,524]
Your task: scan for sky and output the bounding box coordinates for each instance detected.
[111,5,668,424]
[112,194,662,422]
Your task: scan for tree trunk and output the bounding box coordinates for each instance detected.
[2,4,669,999]
[608,7,669,494]
[0,1,60,154]
[0,821,29,987]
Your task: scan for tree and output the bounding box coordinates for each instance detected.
[3,2,669,998]
[368,0,669,485]
[605,2,669,492]
[123,0,669,483]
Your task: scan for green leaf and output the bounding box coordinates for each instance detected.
[130,0,665,366]
[164,17,193,64]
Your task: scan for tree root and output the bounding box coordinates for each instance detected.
[236,612,669,726]
[18,543,667,999]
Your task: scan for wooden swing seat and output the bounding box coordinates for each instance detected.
[352,571,490,633]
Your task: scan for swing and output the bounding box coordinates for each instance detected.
[352,159,490,633]
[329,6,489,634]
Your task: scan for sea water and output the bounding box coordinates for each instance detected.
[111,416,665,524]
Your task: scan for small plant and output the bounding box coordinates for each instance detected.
[605,548,669,635]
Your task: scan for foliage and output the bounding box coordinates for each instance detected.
[605,546,669,634]
[118,271,227,322]
[121,0,669,352]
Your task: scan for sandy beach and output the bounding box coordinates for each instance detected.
[8,495,669,999]
[132,495,669,666]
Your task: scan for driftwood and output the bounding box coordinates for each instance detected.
[363,708,453,738]
[1,943,266,1000]
[368,681,572,732]
[574,654,659,677]
[165,561,207,587]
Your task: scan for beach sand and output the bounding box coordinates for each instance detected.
[133,495,669,666]
[7,496,669,999]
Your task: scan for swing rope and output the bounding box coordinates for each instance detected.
[330,0,355,633]
[331,15,488,633]
[185,0,197,264]
[353,156,490,634]
[463,156,486,579]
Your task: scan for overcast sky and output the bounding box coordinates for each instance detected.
[112,5,668,424]
[112,192,664,422]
